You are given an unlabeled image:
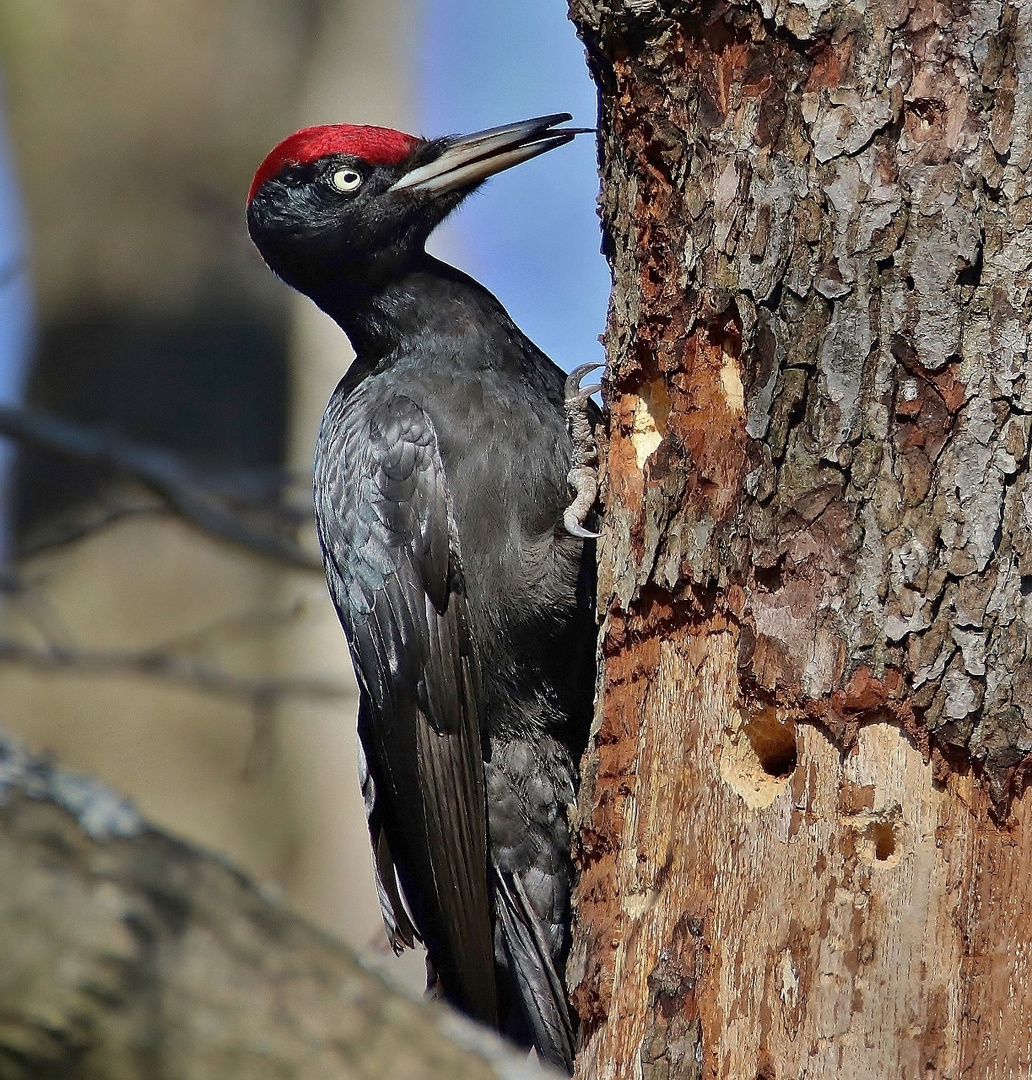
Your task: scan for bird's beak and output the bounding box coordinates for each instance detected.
[388,113,592,196]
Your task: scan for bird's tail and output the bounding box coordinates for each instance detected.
[493,867,576,1075]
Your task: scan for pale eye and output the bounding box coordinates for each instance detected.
[331,167,363,193]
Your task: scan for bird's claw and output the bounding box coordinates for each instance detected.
[569,382,602,404]
[564,517,600,541]
[563,364,603,539]
[565,363,603,400]
[564,465,600,539]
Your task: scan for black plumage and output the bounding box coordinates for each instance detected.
[247,115,597,1073]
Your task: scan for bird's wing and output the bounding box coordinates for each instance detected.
[355,707,417,954]
[316,391,497,1024]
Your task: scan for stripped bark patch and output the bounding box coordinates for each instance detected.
[629,380,670,470]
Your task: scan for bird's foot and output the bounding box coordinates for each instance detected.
[563,364,603,540]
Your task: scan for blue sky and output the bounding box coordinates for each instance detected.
[418,0,609,374]
[0,90,32,406]
[0,86,33,563]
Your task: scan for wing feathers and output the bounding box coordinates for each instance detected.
[416,705,497,1023]
[358,725,417,953]
[316,391,496,1024]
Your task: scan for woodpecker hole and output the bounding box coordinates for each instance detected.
[848,806,903,866]
[754,555,786,593]
[868,819,897,861]
[720,703,797,809]
[745,707,797,778]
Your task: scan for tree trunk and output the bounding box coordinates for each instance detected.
[566,1,1032,1077]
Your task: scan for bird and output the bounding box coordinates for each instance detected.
[246,113,599,1073]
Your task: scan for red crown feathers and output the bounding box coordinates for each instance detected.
[248,125,419,204]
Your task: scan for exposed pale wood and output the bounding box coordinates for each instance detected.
[574,626,1032,1078]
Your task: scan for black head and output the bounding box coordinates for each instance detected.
[246,114,587,296]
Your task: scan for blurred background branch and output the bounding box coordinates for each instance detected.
[0,625,349,706]
[0,405,321,568]
[0,728,561,1080]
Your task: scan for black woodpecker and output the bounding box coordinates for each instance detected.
[247,114,599,1073]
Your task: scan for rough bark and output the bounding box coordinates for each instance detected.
[0,730,559,1080]
[566,1,1032,1077]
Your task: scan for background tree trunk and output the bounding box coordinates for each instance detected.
[566,1,1032,1077]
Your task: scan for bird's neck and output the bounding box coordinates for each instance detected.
[305,253,502,363]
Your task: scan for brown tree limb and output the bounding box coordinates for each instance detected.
[0,728,560,1080]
